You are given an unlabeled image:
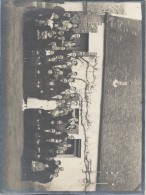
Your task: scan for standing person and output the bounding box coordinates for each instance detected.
[56,109,74,121]
[34,113,57,132]
[51,67,73,80]
[23,76,57,100]
[40,53,64,65]
[53,50,77,60]
[53,92,79,101]
[63,41,77,48]
[24,78,56,100]
[31,65,73,80]
[48,160,62,174]
[57,143,72,151]
[36,30,63,47]
[47,107,71,118]
[54,60,78,69]
[41,110,74,131]
[40,147,64,159]
[23,98,63,111]
[54,131,68,141]
[70,33,81,41]
[24,6,65,48]
[54,21,78,32]
[63,31,80,42]
[31,161,50,173]
[36,79,70,101]
[53,167,64,175]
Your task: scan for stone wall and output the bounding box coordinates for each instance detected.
[73,12,104,33]
[87,2,124,15]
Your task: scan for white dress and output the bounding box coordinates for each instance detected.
[26,98,57,110]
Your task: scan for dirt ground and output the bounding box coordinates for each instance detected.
[1,1,46,192]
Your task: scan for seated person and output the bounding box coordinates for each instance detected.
[31,161,49,172]
[31,170,58,183]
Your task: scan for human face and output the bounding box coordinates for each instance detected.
[57,121,62,125]
[50,138,55,142]
[58,55,64,60]
[49,157,54,161]
[47,33,52,38]
[65,13,71,18]
[48,70,53,74]
[45,164,49,168]
[46,50,54,56]
[70,93,75,98]
[73,23,78,28]
[48,57,55,62]
[55,161,61,165]
[50,51,54,55]
[58,31,64,36]
[50,174,54,179]
[56,131,61,135]
[59,150,64,154]
[54,173,58,178]
[68,136,74,140]
[70,87,76,91]
[62,65,67,68]
[62,78,68,83]
[52,31,56,35]
[54,168,59,173]
[69,78,75,83]
[72,61,77,66]
[60,47,65,50]
[67,62,72,66]
[75,34,80,38]
[58,71,63,75]
[54,23,59,28]
[61,100,65,104]
[49,81,55,86]
[51,129,56,133]
[59,110,64,114]
[72,72,77,76]
[44,130,50,133]
[62,26,67,31]
[59,167,64,171]
[71,101,77,106]
[53,13,59,19]
[71,43,77,47]
[54,110,59,115]
[57,95,62,100]
[70,53,76,57]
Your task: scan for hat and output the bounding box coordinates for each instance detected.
[53,6,65,16]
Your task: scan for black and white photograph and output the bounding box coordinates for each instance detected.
[0,0,145,193]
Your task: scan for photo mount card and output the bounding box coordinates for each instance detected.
[0,0,145,194]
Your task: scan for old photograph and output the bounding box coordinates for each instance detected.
[1,0,144,193]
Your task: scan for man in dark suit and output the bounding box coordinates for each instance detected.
[54,131,68,141]
[39,145,64,159]
[35,78,69,100]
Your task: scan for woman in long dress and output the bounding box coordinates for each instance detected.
[23,98,61,111]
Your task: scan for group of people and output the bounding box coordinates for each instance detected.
[22,109,79,183]
[23,6,82,101]
[22,7,82,183]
